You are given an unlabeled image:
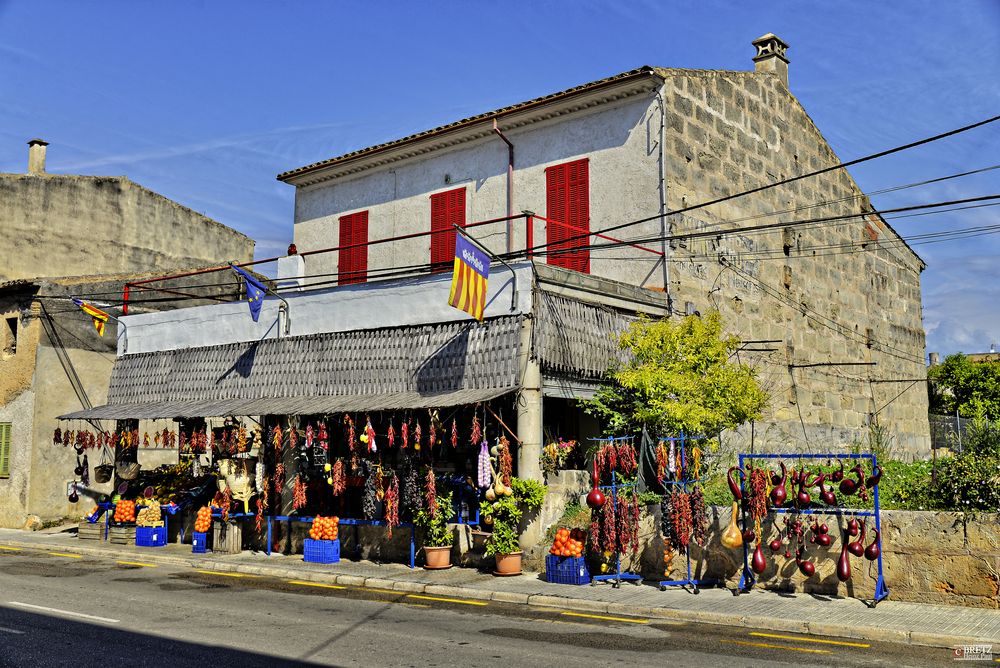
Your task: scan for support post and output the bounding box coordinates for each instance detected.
[516,315,543,483]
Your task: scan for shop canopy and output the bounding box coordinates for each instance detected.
[60,316,522,421]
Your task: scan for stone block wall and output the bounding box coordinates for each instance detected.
[660,71,929,457]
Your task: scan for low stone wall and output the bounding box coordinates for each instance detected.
[642,506,999,608]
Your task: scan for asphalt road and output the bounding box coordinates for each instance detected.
[0,548,954,667]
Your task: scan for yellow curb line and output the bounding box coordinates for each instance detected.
[47,552,83,559]
[750,632,869,648]
[195,570,255,578]
[0,546,22,552]
[406,594,488,607]
[560,611,648,624]
[363,588,404,595]
[117,561,158,568]
[288,580,346,590]
[722,640,830,654]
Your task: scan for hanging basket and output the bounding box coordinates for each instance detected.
[94,464,114,484]
[116,462,140,480]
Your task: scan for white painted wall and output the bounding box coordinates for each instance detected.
[292,92,667,291]
[119,263,534,355]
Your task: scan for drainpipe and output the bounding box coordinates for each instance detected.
[493,119,515,255]
[653,89,670,307]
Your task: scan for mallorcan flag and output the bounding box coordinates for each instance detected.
[448,233,489,321]
[72,298,110,337]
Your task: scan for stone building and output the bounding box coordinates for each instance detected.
[0,141,255,528]
[275,34,930,455]
[0,139,254,282]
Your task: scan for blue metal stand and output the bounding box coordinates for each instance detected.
[736,452,889,607]
[659,433,718,594]
[589,437,643,588]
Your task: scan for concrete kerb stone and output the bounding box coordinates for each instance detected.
[806,621,909,645]
[491,590,531,604]
[389,580,427,593]
[424,584,492,601]
[528,594,609,614]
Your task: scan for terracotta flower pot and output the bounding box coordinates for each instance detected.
[423,545,452,570]
[494,551,523,576]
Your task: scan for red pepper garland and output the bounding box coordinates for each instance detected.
[272,425,283,457]
[424,468,437,518]
[414,422,422,451]
[428,421,436,450]
[274,463,285,495]
[498,436,513,487]
[344,415,356,452]
[331,459,346,496]
[292,474,307,510]
[401,420,409,449]
[469,415,481,447]
[451,418,458,448]
[387,421,396,449]
[385,474,400,537]
[690,486,708,546]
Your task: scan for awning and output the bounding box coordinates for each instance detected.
[59,387,516,420]
[59,315,522,420]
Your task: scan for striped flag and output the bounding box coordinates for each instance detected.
[72,298,110,337]
[448,234,489,321]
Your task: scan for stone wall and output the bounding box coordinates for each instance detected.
[661,71,929,457]
[633,506,999,608]
[0,174,254,283]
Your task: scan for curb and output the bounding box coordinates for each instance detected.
[1,538,992,649]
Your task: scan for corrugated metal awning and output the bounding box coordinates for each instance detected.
[59,387,515,420]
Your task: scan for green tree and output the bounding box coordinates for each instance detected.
[584,311,768,436]
[929,353,1000,420]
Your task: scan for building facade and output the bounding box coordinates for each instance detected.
[277,35,930,455]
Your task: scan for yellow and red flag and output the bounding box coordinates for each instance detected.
[448,234,489,321]
[72,298,110,336]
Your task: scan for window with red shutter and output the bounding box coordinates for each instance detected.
[338,210,368,285]
[545,158,590,273]
[430,188,466,272]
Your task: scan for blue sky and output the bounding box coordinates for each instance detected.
[1,1,998,356]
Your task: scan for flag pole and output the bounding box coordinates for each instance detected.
[452,224,517,312]
[230,263,291,336]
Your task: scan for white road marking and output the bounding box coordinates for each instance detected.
[6,601,119,624]
[0,626,25,634]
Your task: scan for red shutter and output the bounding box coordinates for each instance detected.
[338,210,368,285]
[430,188,466,272]
[545,158,589,273]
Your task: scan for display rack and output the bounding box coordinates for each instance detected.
[659,434,718,594]
[589,437,643,588]
[736,452,889,607]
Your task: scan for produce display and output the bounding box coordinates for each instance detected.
[309,516,339,541]
[194,506,212,533]
[549,527,585,558]
[135,503,162,527]
[113,500,136,523]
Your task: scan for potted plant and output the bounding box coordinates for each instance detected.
[483,477,546,575]
[414,490,454,569]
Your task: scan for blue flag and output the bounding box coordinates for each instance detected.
[231,265,266,322]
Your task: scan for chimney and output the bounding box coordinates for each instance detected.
[27,138,48,175]
[752,33,790,87]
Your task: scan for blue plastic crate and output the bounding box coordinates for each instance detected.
[546,555,590,585]
[192,531,210,554]
[304,538,340,564]
[135,525,167,548]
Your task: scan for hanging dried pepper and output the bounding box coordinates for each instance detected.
[747,466,769,539]
[213,489,232,523]
[274,463,285,495]
[331,459,346,496]
[63,430,72,447]
[292,474,307,510]
[616,441,637,476]
[344,415,356,452]
[691,446,703,480]
[451,418,458,448]
[53,428,62,445]
[594,442,617,482]
[237,426,247,453]
[424,468,436,518]
[314,421,326,453]
[498,436,513,487]
[668,491,693,552]
[691,486,708,546]
[469,415,481,446]
[428,421,436,450]
[401,452,421,516]
[179,431,187,452]
[153,431,160,447]
[255,497,266,533]
[414,421,422,452]
[288,425,298,453]
[304,424,314,449]
[387,421,396,449]
[401,419,409,449]
[385,474,400,537]
[272,425,283,456]
[655,441,669,484]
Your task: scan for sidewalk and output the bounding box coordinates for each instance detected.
[2,527,997,649]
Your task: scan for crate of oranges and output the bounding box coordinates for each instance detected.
[304,516,340,564]
[192,506,213,553]
[112,499,136,524]
[546,527,590,585]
